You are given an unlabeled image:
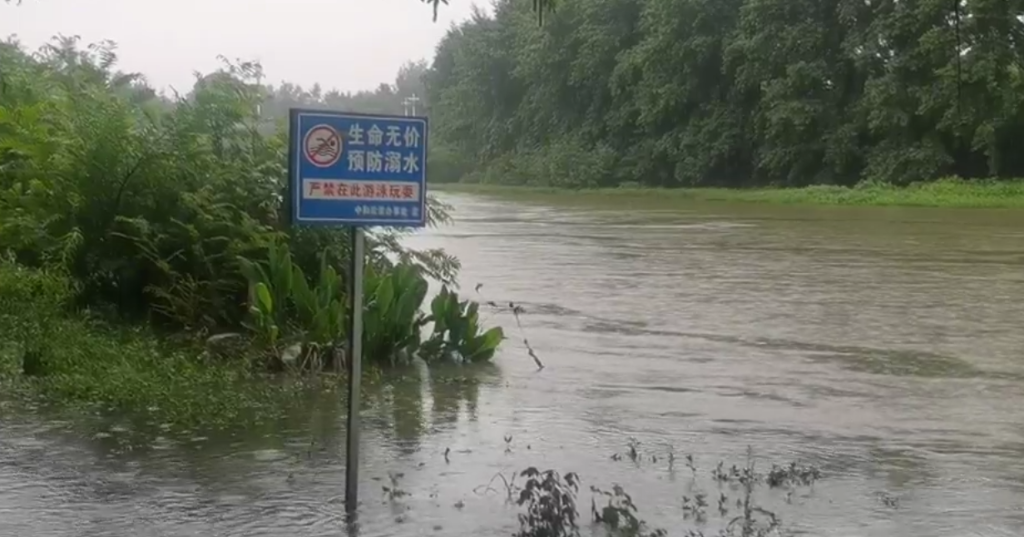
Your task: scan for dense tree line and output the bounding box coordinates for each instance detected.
[424,0,1024,188]
[259,60,428,122]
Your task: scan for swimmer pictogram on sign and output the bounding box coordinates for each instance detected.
[303,124,342,167]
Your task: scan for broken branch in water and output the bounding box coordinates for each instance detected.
[473,470,520,502]
[475,284,545,370]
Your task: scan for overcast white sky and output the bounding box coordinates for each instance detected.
[1,0,483,93]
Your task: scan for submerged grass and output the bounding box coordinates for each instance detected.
[434,177,1024,208]
[0,261,307,432]
[1,318,307,431]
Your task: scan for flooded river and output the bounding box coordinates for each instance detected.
[3,192,1024,536]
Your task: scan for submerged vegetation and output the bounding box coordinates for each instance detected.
[466,445,822,537]
[0,35,502,429]
[423,0,1024,196]
[0,259,298,428]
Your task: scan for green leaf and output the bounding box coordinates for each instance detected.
[291,265,315,317]
[375,275,395,316]
[255,282,272,314]
[238,255,270,287]
[479,326,504,350]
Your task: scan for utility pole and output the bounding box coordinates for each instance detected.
[402,94,420,117]
[254,68,264,117]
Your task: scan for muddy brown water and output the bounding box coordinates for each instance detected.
[3,192,1024,536]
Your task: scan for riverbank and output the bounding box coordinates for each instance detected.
[0,250,498,434]
[433,177,1024,208]
[0,261,312,433]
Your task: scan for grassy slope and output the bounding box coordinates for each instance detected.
[432,178,1024,208]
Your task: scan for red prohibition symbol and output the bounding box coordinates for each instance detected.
[303,124,342,167]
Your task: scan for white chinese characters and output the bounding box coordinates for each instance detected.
[367,125,383,146]
[402,153,419,173]
[348,124,365,145]
[385,151,402,173]
[347,151,365,172]
[367,150,383,173]
[403,126,420,148]
[385,126,402,147]
[354,205,417,218]
[346,122,422,152]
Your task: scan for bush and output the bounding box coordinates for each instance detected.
[0,258,73,378]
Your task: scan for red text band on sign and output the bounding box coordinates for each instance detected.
[303,180,419,201]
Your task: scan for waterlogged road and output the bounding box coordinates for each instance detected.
[3,192,1024,536]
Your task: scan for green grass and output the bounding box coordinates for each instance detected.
[1,317,307,432]
[0,262,308,433]
[432,177,1024,208]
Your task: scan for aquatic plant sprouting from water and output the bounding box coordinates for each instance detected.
[719,455,781,537]
[361,262,431,365]
[382,471,409,503]
[688,448,822,537]
[515,467,581,537]
[601,443,822,536]
[239,243,347,371]
[682,492,709,525]
[591,485,667,537]
[420,286,505,364]
[628,437,641,463]
[611,436,644,463]
[238,245,505,369]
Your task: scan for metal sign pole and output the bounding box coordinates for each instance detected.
[287,107,428,518]
[344,226,365,515]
